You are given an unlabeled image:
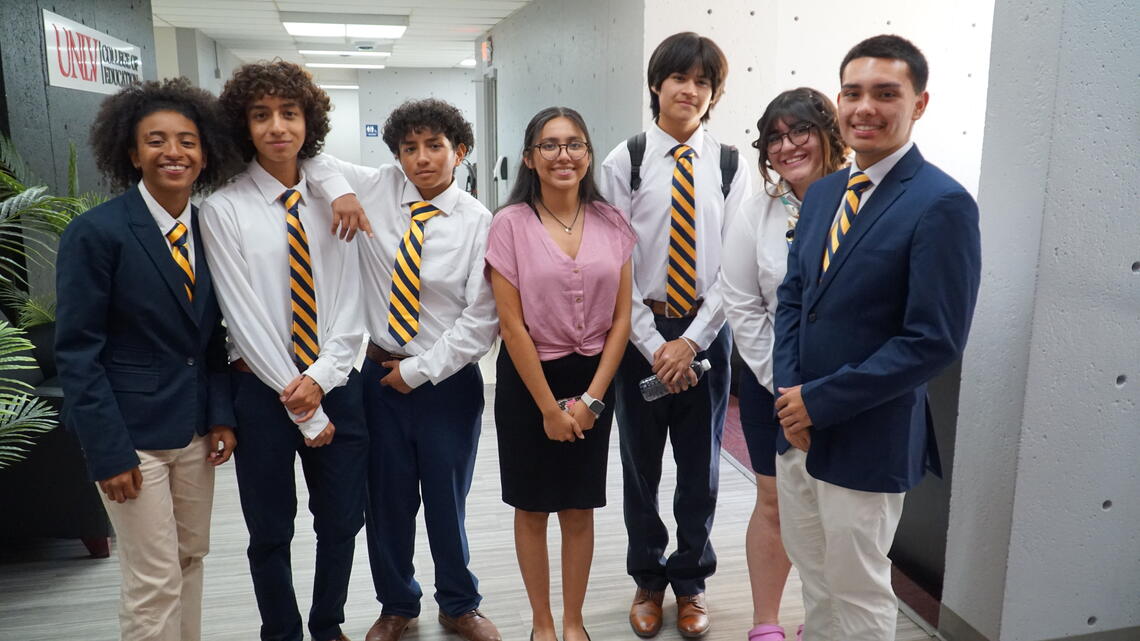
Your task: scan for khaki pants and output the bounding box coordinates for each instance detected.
[777,448,905,641]
[98,434,214,641]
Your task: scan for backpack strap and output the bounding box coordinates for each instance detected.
[626,132,647,192]
[719,143,739,199]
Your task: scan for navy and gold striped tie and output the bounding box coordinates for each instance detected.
[822,172,873,273]
[166,222,194,302]
[667,144,698,317]
[387,201,441,346]
[281,189,319,368]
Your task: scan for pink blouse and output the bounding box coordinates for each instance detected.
[486,201,637,361]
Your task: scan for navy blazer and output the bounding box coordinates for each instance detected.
[55,186,234,481]
[773,146,981,493]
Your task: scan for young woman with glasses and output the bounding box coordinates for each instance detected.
[485,107,635,641]
[720,87,848,641]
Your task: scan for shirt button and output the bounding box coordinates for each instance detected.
[572,268,580,274]
[808,313,817,323]
[575,297,582,303]
[186,357,196,366]
[577,324,583,329]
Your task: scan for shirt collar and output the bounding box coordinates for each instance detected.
[247,158,311,207]
[400,176,459,215]
[851,140,914,186]
[137,180,191,230]
[649,122,706,158]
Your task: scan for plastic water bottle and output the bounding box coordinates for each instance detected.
[639,359,713,401]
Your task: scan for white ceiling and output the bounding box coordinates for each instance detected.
[151,0,528,81]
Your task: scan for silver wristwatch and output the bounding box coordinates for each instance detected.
[580,391,605,418]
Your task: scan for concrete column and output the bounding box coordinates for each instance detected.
[941,0,1139,640]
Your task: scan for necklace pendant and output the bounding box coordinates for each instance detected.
[564,226,573,234]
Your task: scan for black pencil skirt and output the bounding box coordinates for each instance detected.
[495,348,615,513]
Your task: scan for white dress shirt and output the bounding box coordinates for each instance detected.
[720,187,801,393]
[199,160,363,438]
[600,123,752,361]
[138,180,194,267]
[305,154,498,389]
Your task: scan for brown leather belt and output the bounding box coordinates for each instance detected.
[644,298,704,318]
[366,342,408,366]
[230,358,253,373]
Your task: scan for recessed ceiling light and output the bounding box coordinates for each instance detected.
[319,84,360,90]
[306,63,385,70]
[280,12,408,40]
[299,49,391,57]
[459,58,476,68]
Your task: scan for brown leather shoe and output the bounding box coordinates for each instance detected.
[365,614,414,641]
[629,588,666,637]
[438,609,502,641]
[676,593,710,638]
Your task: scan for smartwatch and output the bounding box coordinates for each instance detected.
[580,391,605,418]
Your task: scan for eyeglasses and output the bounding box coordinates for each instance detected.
[532,141,590,160]
[765,122,815,153]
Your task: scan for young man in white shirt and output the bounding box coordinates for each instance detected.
[599,31,752,639]
[307,99,501,641]
[200,61,366,641]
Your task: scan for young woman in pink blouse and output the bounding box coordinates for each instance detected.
[485,107,635,641]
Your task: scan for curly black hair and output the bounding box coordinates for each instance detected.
[751,87,849,197]
[381,98,474,157]
[219,60,331,162]
[89,77,238,192]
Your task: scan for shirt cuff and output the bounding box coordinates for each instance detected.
[398,356,429,389]
[636,334,666,363]
[303,357,342,395]
[297,407,329,439]
[319,175,355,202]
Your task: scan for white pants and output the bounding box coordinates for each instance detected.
[776,449,904,641]
[98,434,215,641]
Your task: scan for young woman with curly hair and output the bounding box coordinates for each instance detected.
[55,76,239,641]
[199,60,366,641]
[306,98,503,641]
[719,87,848,641]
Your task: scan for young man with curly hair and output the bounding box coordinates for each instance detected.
[599,32,752,639]
[56,77,239,641]
[305,98,501,641]
[199,60,366,641]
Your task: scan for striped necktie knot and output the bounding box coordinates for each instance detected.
[280,188,319,368]
[387,201,442,346]
[666,144,698,317]
[166,221,194,302]
[671,144,694,162]
[822,171,874,273]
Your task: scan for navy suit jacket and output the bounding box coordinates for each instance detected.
[773,146,981,493]
[55,186,234,481]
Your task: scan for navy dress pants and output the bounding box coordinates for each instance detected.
[361,358,484,619]
[615,319,731,596]
[232,369,367,641]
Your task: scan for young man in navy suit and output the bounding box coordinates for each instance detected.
[773,35,981,641]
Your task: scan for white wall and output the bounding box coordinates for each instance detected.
[641,0,994,195]
[357,68,477,166]
[323,89,362,165]
[481,0,645,208]
[942,0,1140,639]
[153,26,179,80]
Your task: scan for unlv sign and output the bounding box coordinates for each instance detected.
[43,10,142,95]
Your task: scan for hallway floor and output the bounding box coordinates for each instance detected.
[0,386,933,641]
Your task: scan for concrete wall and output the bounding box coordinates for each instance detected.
[480,0,645,209]
[323,89,361,166]
[357,68,477,167]
[942,0,1140,639]
[0,0,158,195]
